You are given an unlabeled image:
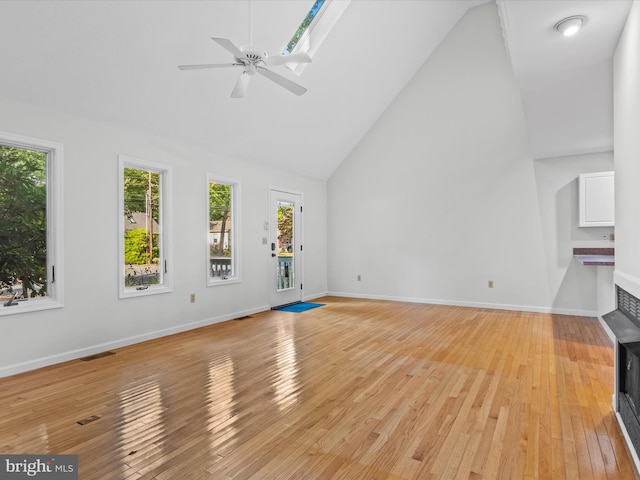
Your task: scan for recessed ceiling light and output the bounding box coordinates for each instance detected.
[554,16,585,37]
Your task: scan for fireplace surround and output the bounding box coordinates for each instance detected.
[603,286,640,468]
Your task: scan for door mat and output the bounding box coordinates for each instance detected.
[273,302,325,313]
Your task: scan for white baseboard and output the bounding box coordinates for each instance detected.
[326,291,598,317]
[0,291,601,379]
[0,304,270,378]
[303,291,329,302]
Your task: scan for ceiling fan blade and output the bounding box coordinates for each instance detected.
[231,72,251,98]
[264,52,312,67]
[211,37,246,60]
[178,63,242,70]
[256,66,307,96]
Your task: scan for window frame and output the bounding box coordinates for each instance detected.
[282,0,351,75]
[0,130,64,316]
[207,174,241,287]
[118,155,173,299]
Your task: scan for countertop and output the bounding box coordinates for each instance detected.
[573,248,614,266]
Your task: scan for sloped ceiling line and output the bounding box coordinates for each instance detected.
[494,0,632,161]
[495,0,515,64]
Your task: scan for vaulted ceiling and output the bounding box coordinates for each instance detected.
[0,1,632,179]
[498,0,632,160]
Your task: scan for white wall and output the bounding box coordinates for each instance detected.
[328,3,557,312]
[327,2,611,315]
[0,94,327,377]
[614,0,640,300]
[533,152,614,315]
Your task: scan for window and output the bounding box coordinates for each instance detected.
[119,155,172,298]
[208,175,240,286]
[282,0,327,55]
[281,0,351,75]
[0,131,63,315]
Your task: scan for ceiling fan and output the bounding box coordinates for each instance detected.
[178,37,312,98]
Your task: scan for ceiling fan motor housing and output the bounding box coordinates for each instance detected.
[179,37,309,97]
[239,47,266,62]
[236,48,267,75]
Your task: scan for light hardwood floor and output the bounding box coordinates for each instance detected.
[0,297,638,479]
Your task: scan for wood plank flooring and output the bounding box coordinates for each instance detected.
[0,297,638,479]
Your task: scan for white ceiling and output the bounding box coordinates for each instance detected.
[498,0,632,160]
[0,0,485,180]
[0,1,632,178]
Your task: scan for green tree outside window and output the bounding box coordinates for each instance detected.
[0,146,47,298]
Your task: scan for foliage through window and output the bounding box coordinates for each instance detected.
[119,156,172,297]
[0,132,63,313]
[208,176,239,285]
[282,0,326,55]
[280,0,350,75]
[277,204,294,253]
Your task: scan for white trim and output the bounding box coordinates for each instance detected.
[615,270,640,301]
[0,291,605,378]
[613,341,619,412]
[269,188,304,307]
[118,155,173,299]
[207,174,241,287]
[326,291,598,317]
[0,299,64,317]
[615,412,640,476]
[208,278,242,287]
[0,131,64,316]
[269,185,305,196]
[609,273,640,476]
[303,291,329,302]
[598,315,616,344]
[284,0,351,75]
[0,304,270,378]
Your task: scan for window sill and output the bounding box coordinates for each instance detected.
[208,277,241,287]
[119,285,173,299]
[0,298,63,316]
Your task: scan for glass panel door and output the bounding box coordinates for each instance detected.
[270,190,302,307]
[276,200,295,292]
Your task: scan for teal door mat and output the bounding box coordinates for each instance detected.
[273,302,325,313]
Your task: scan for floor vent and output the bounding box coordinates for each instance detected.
[77,415,101,425]
[234,315,252,320]
[80,351,115,362]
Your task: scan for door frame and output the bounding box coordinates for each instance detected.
[269,187,304,308]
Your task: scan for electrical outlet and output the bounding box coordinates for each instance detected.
[488,280,494,288]
[190,293,196,303]
[602,234,608,241]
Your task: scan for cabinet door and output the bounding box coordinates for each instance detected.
[579,171,614,227]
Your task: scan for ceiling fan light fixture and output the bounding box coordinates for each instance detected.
[554,16,585,37]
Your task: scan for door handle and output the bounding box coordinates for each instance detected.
[271,253,276,257]
[271,242,276,251]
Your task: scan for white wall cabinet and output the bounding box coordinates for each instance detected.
[579,171,615,227]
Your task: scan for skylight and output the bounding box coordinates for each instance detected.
[281,0,351,75]
[282,0,326,55]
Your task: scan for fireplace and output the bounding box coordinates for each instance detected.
[619,341,640,453]
[603,286,640,464]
